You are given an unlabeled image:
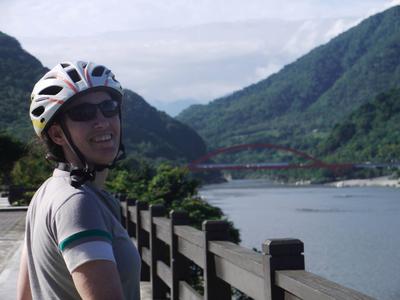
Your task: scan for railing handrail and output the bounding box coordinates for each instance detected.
[118,197,375,300]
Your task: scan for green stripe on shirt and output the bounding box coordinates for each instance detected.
[59,229,112,251]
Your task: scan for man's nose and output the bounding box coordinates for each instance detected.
[93,108,110,127]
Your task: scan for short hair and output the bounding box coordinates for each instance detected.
[43,130,66,162]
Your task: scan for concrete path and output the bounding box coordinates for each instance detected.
[0,240,24,299]
[0,209,151,299]
[0,210,26,299]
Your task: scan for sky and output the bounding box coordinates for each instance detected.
[1,0,400,115]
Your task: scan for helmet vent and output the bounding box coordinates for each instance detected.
[112,75,119,83]
[31,106,45,117]
[92,66,105,77]
[39,86,63,95]
[61,63,70,68]
[67,69,81,83]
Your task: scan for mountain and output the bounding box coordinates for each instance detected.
[0,31,47,139]
[0,31,206,162]
[122,90,206,161]
[177,6,400,155]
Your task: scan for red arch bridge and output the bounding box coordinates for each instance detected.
[187,143,400,172]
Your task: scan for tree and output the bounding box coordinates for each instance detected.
[11,140,53,188]
[145,164,199,207]
[106,162,240,242]
[106,157,154,199]
[0,133,26,185]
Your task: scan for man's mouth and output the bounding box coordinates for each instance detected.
[92,134,112,143]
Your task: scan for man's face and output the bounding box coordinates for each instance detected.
[57,90,121,167]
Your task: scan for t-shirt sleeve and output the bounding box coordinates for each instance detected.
[53,192,116,273]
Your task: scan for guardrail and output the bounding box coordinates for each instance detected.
[118,196,375,300]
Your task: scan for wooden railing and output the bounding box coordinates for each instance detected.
[118,196,375,300]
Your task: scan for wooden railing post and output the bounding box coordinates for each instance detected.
[118,193,127,225]
[262,238,305,300]
[149,204,168,299]
[203,220,231,300]
[125,198,136,237]
[136,201,150,281]
[169,210,190,300]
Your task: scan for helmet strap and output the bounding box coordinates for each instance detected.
[59,120,95,187]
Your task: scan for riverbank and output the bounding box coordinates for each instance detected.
[327,175,400,188]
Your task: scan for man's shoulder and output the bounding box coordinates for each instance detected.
[31,173,90,213]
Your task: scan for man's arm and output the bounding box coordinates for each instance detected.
[72,260,124,300]
[17,242,32,300]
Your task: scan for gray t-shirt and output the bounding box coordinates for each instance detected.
[26,168,141,299]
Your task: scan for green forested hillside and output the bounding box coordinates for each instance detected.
[318,89,400,163]
[177,6,400,157]
[122,90,206,162]
[0,31,206,163]
[0,31,47,139]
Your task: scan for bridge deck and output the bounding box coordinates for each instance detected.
[0,209,151,299]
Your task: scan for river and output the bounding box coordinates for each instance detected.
[199,180,400,300]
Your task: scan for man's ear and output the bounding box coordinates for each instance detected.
[47,124,67,146]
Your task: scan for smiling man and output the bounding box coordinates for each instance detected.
[17,61,141,300]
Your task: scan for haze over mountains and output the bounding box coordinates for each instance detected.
[151,99,200,117]
[177,6,400,163]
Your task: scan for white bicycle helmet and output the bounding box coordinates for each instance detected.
[30,61,123,137]
[30,61,125,187]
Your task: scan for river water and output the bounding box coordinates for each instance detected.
[199,180,400,300]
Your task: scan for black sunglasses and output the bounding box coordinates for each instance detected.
[65,99,120,122]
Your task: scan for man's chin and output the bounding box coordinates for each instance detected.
[86,155,114,166]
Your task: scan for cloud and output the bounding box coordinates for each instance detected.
[170,82,238,101]
[254,64,282,81]
[1,0,396,38]
[387,0,400,8]
[1,0,398,110]
[15,16,373,104]
[324,19,361,41]
[281,18,359,57]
